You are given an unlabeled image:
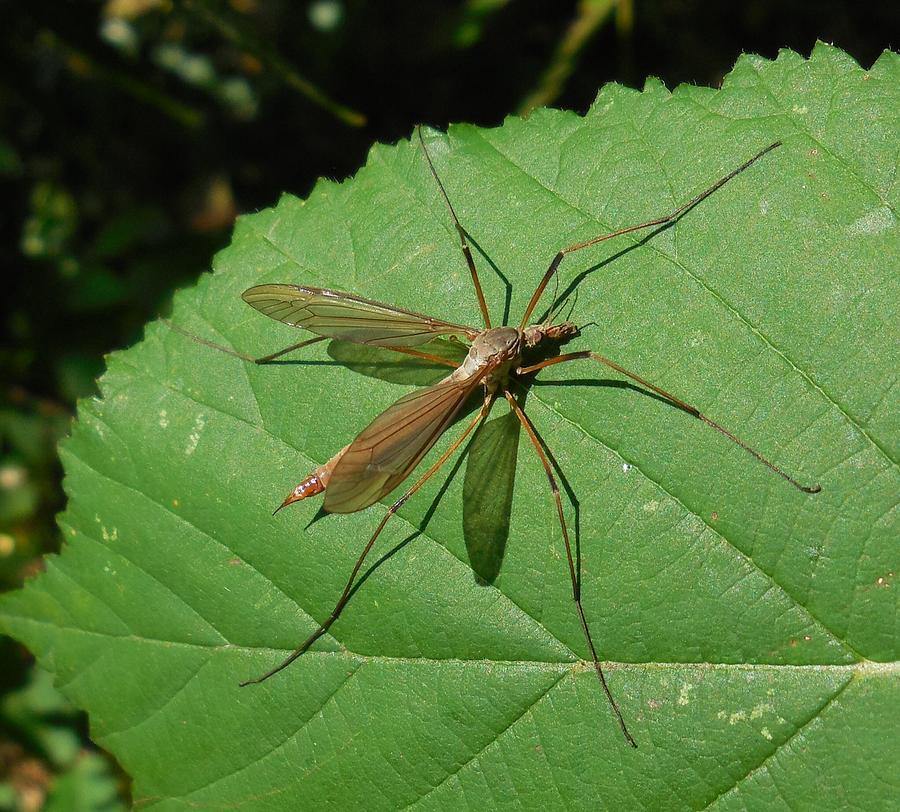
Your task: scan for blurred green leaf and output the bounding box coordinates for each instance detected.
[92,207,170,260]
[1,46,897,809]
[0,139,23,178]
[452,0,511,48]
[0,666,124,811]
[20,182,77,260]
[54,354,104,402]
[0,460,38,525]
[64,267,129,313]
[1,668,80,768]
[44,752,126,812]
[0,409,68,472]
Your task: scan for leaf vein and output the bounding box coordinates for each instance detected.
[102,658,212,741]
[746,60,899,218]
[402,670,569,809]
[174,664,362,803]
[701,674,856,810]
[64,450,322,645]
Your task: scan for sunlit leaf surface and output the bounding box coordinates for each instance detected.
[2,45,897,810]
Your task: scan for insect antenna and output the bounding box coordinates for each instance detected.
[541,267,562,327]
[548,286,580,328]
[565,289,581,324]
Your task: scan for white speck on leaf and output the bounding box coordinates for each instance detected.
[729,710,747,725]
[688,331,707,348]
[847,206,894,237]
[761,727,773,741]
[677,683,693,706]
[750,702,773,720]
[159,409,169,429]
[643,500,659,513]
[680,514,705,537]
[185,414,207,455]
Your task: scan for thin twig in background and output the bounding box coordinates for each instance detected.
[182,0,367,128]
[40,32,205,130]
[518,0,618,116]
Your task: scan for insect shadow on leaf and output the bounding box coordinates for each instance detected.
[462,409,520,585]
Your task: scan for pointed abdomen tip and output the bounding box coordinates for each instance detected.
[274,474,325,514]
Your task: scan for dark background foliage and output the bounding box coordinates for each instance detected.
[0,0,895,806]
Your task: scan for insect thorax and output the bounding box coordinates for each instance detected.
[455,327,522,381]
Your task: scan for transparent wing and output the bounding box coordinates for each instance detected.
[243,284,478,347]
[323,370,488,513]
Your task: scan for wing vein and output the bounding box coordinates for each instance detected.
[323,366,493,512]
[243,284,478,347]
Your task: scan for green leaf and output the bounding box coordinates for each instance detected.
[0,666,125,812]
[44,752,126,812]
[1,667,82,768]
[2,44,897,809]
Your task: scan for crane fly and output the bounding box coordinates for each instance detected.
[171,128,821,747]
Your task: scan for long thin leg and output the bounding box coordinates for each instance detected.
[520,142,782,327]
[164,319,459,367]
[503,388,637,748]
[519,351,820,493]
[417,127,492,329]
[241,394,496,686]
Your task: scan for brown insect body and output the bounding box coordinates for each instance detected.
[280,321,580,512]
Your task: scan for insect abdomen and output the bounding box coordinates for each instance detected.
[276,443,350,512]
